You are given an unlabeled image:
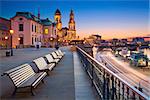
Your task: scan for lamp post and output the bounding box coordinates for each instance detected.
[10,29,14,56]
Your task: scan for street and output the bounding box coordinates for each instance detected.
[96,50,150,97]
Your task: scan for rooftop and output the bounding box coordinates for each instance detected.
[41,18,53,26]
[55,9,61,15]
[12,12,54,26]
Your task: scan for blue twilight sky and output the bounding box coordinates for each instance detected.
[0,0,149,39]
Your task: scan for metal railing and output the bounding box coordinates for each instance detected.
[76,46,149,100]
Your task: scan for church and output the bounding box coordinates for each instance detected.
[54,9,76,43]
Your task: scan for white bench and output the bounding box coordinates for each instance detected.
[33,57,55,75]
[51,52,62,59]
[45,54,59,64]
[55,50,64,57]
[58,49,65,56]
[3,63,47,96]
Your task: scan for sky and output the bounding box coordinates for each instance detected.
[0,0,149,39]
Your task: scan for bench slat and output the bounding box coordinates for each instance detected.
[5,64,35,87]
[4,64,29,75]
[10,66,33,77]
[12,70,34,86]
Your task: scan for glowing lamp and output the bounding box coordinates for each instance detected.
[10,30,14,34]
[5,36,8,40]
[18,38,21,41]
[50,37,53,41]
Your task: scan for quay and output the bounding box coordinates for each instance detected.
[0,46,98,100]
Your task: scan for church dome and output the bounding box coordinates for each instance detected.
[55,9,61,15]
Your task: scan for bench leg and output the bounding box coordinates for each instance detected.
[46,70,49,76]
[12,88,17,96]
[31,87,34,96]
[42,79,44,83]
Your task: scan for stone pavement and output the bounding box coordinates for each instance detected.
[0,47,98,100]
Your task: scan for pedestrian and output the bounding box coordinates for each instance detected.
[34,41,37,49]
[55,44,59,50]
[36,41,39,49]
[38,41,41,48]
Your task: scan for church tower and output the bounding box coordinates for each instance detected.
[68,10,76,39]
[54,9,62,37]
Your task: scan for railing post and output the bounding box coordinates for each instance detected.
[91,61,94,86]
[114,78,117,99]
[122,83,125,99]
[103,70,106,99]
[111,76,115,100]
[106,74,110,99]
[126,87,129,99]
[131,91,136,100]
[118,80,121,99]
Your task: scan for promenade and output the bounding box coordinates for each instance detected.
[0,47,98,100]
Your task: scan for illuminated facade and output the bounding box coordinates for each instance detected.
[54,9,62,38]
[0,17,11,49]
[42,18,56,47]
[54,9,76,42]
[67,10,76,40]
[11,12,56,48]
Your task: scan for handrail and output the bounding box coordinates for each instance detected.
[76,46,149,100]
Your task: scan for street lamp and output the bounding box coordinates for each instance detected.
[5,36,8,49]
[10,29,14,56]
[5,36,8,40]
[18,37,20,41]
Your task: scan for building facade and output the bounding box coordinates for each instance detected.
[11,12,56,48]
[0,17,11,49]
[42,18,57,47]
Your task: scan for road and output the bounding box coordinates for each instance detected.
[96,51,150,97]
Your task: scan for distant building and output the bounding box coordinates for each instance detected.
[54,9,76,43]
[11,12,56,48]
[132,37,145,43]
[0,17,11,49]
[143,37,150,42]
[84,34,101,45]
[41,18,56,47]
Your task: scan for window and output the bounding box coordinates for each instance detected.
[19,18,23,20]
[35,25,36,32]
[32,24,34,32]
[19,24,23,31]
[44,28,49,34]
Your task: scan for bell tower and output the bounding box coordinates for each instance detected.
[54,9,62,31]
[68,10,76,39]
[68,10,75,31]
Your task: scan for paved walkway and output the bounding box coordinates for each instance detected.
[74,52,97,100]
[0,47,98,100]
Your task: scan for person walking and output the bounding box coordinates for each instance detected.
[55,44,59,50]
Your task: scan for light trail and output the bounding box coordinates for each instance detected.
[96,51,150,97]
